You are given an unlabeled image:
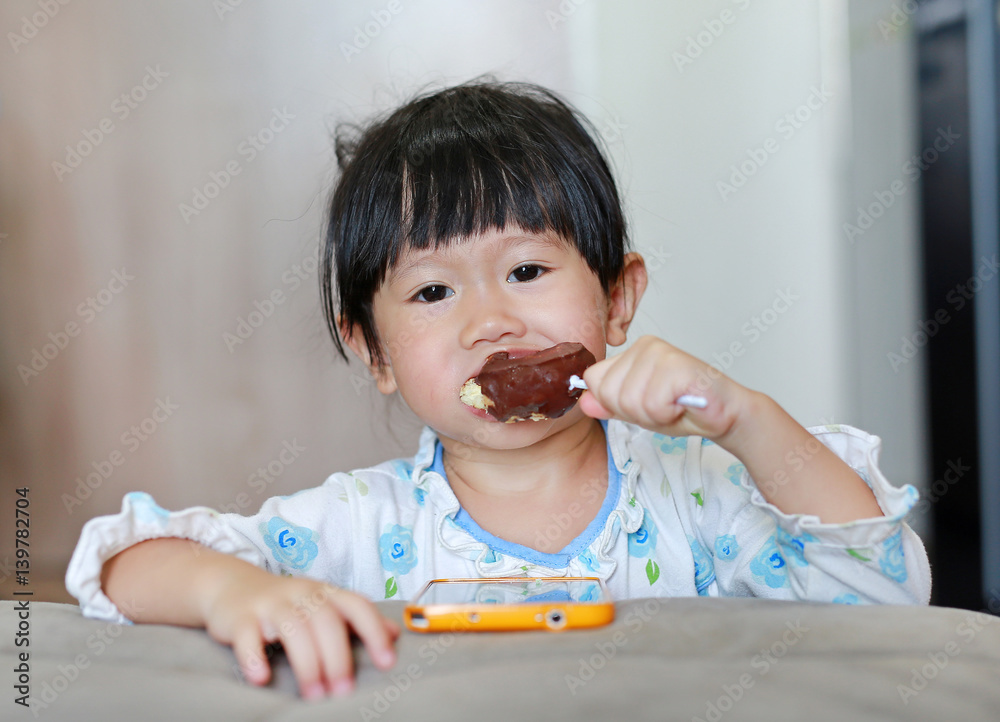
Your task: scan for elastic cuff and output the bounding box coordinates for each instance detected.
[66,492,265,622]
[742,424,920,548]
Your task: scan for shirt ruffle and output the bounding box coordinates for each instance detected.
[739,425,921,547]
[65,492,266,623]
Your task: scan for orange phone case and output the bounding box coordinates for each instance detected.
[403,576,614,632]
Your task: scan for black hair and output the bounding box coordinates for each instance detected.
[321,79,628,369]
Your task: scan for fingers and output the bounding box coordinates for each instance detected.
[323,587,398,671]
[272,585,399,700]
[231,619,271,687]
[582,337,712,432]
[578,391,612,419]
[308,603,355,697]
[211,576,399,701]
[276,610,329,701]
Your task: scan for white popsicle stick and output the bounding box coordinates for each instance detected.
[568,375,708,409]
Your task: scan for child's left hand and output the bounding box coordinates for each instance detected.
[579,335,749,442]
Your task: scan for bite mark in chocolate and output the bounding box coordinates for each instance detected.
[460,342,597,422]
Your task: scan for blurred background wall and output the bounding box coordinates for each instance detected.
[0,0,933,602]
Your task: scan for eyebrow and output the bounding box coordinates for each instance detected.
[386,233,568,287]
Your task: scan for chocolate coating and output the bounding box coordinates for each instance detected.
[464,342,596,422]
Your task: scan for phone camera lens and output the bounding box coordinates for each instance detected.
[545,609,567,630]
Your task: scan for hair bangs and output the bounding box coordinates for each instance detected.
[323,80,627,369]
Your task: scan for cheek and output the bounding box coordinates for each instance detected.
[554,289,611,358]
[385,334,452,400]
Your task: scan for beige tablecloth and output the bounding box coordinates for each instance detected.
[3,598,999,721]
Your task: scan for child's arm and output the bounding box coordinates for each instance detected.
[581,335,883,523]
[100,537,399,699]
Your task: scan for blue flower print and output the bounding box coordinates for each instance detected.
[126,492,169,526]
[379,524,418,576]
[688,536,715,594]
[481,549,503,564]
[579,583,601,602]
[776,528,816,568]
[653,434,688,455]
[391,459,414,481]
[578,549,600,572]
[833,593,860,605]
[749,535,790,589]
[628,510,659,558]
[878,530,907,583]
[715,534,740,561]
[260,517,319,571]
[723,462,746,486]
[413,486,427,506]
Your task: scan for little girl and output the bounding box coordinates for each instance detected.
[67,80,931,701]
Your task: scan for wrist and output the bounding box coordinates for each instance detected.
[713,388,778,457]
[190,546,265,624]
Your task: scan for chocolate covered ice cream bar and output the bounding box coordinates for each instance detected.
[460,342,597,422]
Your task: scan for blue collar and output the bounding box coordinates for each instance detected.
[430,420,621,568]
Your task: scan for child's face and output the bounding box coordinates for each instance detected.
[349,226,643,448]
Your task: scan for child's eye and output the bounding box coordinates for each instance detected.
[507,264,547,283]
[413,285,454,303]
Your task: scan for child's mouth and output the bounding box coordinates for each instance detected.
[459,343,596,423]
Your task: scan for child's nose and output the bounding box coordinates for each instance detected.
[458,287,527,348]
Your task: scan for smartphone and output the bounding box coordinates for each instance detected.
[404,576,614,632]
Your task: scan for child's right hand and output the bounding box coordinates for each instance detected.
[199,561,400,699]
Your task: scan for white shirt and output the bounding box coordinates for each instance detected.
[66,421,931,623]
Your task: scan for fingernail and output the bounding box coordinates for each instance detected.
[378,649,396,667]
[331,678,355,697]
[303,681,326,701]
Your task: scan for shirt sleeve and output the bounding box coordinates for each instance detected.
[684,424,931,605]
[65,473,360,624]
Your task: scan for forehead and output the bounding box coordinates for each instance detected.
[385,228,571,284]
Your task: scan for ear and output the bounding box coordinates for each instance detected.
[339,317,398,395]
[605,252,647,347]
